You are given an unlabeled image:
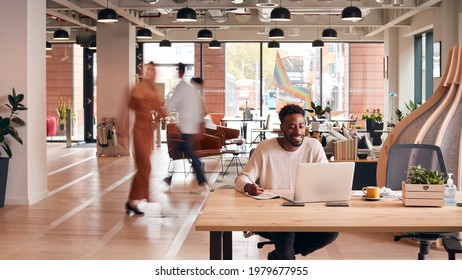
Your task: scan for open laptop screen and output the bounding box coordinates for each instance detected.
[285,162,355,203]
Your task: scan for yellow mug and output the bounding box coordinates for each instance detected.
[362,186,381,199]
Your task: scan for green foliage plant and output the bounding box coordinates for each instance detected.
[0,88,28,158]
[405,165,447,185]
[306,101,326,119]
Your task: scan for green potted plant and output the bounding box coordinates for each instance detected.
[306,101,326,120]
[56,97,71,130]
[0,88,27,208]
[402,165,447,207]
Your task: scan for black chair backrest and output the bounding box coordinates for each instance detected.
[385,144,447,190]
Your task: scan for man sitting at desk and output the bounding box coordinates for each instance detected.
[234,104,338,260]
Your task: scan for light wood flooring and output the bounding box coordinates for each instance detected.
[0,142,452,260]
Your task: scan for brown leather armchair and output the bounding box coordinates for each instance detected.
[166,123,222,177]
[205,126,241,147]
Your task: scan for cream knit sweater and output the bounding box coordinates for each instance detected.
[235,137,328,193]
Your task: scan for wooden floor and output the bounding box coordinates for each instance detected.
[0,142,451,260]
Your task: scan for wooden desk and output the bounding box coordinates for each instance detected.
[195,189,462,260]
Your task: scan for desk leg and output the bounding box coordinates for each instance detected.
[210,231,233,260]
[223,231,233,260]
[210,231,222,260]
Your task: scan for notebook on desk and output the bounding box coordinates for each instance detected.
[283,162,355,203]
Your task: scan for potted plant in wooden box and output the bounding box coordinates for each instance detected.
[0,88,28,207]
[402,165,447,207]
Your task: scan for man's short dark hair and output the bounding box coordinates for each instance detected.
[278,104,305,123]
[178,62,186,73]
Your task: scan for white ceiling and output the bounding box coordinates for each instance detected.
[46,0,442,43]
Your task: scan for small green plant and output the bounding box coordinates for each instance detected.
[306,101,326,119]
[0,88,28,158]
[56,97,71,121]
[406,165,447,185]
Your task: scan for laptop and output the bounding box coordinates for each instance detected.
[284,162,355,203]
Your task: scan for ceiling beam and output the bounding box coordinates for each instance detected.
[364,0,442,37]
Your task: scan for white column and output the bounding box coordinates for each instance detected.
[97,18,136,156]
[384,27,399,126]
[0,0,48,204]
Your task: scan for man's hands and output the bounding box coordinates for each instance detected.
[244,183,264,196]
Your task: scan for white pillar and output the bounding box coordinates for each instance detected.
[97,18,136,156]
[384,27,399,126]
[0,0,48,205]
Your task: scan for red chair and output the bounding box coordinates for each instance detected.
[46,116,57,137]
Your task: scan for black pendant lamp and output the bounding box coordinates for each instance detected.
[197,29,213,40]
[89,40,97,50]
[208,39,221,49]
[341,0,362,22]
[98,0,118,23]
[312,39,324,48]
[176,7,197,22]
[268,41,280,48]
[136,28,152,39]
[322,28,337,39]
[269,28,284,39]
[159,29,171,47]
[54,29,69,40]
[312,24,324,48]
[322,13,337,40]
[46,41,52,50]
[270,6,291,21]
[159,39,171,47]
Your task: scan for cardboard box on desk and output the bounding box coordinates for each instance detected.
[402,182,445,207]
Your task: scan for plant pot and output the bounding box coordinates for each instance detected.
[59,119,65,130]
[311,121,320,131]
[371,122,384,146]
[366,119,374,132]
[0,157,9,208]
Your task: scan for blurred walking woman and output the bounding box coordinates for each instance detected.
[126,62,166,215]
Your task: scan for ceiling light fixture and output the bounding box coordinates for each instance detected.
[341,0,362,22]
[270,1,291,21]
[208,39,221,49]
[53,29,69,40]
[46,41,52,50]
[98,0,118,23]
[322,28,337,39]
[159,39,172,47]
[136,27,153,39]
[160,29,171,47]
[197,12,212,40]
[269,27,284,39]
[89,40,97,50]
[322,12,337,39]
[312,24,324,48]
[197,28,213,40]
[268,40,280,48]
[312,39,324,48]
[176,1,197,22]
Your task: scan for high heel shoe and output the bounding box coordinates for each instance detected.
[125,202,144,215]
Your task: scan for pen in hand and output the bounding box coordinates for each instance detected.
[244,176,264,196]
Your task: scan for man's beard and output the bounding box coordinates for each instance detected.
[283,132,305,147]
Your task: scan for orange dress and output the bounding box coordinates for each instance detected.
[128,81,164,201]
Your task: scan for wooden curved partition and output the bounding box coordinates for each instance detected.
[377,45,462,189]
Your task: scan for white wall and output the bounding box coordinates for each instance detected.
[0,0,48,205]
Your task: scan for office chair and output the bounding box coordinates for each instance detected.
[386,143,454,260]
[442,236,462,260]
